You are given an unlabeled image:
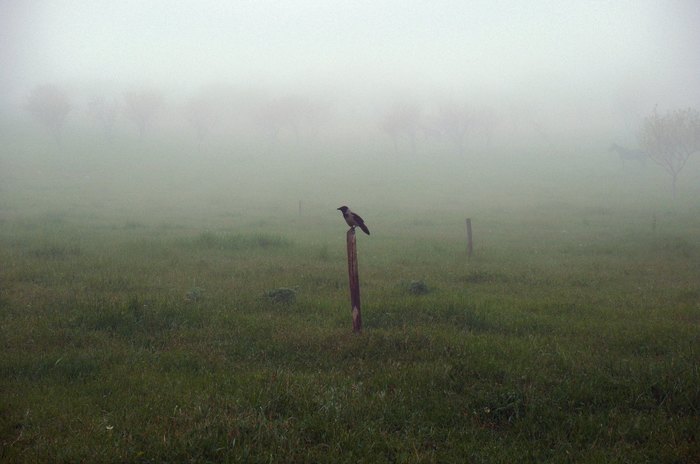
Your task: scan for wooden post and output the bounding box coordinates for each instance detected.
[346,228,362,333]
[465,218,473,258]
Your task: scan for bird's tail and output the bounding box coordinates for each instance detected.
[359,224,370,235]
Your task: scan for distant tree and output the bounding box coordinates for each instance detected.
[435,102,470,155]
[185,92,221,143]
[639,107,700,198]
[473,105,498,146]
[381,102,421,153]
[26,84,71,142]
[418,114,443,142]
[124,88,164,137]
[257,95,315,143]
[87,96,119,140]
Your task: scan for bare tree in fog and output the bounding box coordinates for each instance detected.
[88,96,119,140]
[295,98,328,141]
[435,102,470,155]
[381,102,421,153]
[124,88,164,138]
[257,95,315,144]
[474,105,498,146]
[26,84,71,143]
[639,107,700,198]
[185,92,221,143]
[418,113,443,143]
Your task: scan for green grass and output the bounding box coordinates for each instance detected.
[1,126,699,462]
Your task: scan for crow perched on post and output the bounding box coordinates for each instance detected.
[337,206,370,235]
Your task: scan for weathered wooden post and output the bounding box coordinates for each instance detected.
[465,218,473,259]
[346,228,362,333]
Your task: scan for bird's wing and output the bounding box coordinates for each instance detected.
[352,213,370,235]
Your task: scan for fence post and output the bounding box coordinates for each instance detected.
[346,228,362,333]
[466,218,473,259]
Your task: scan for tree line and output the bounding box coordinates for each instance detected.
[22,83,700,199]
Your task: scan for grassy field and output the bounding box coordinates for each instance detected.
[1,128,699,462]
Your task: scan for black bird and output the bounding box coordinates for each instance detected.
[337,206,370,235]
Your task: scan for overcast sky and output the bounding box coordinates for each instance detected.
[1,0,699,106]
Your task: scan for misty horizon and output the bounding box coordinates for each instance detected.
[2,1,699,110]
[2,0,700,217]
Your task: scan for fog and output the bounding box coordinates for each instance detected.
[2,0,700,220]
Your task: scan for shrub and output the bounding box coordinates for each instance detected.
[265,288,297,305]
[407,280,430,295]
